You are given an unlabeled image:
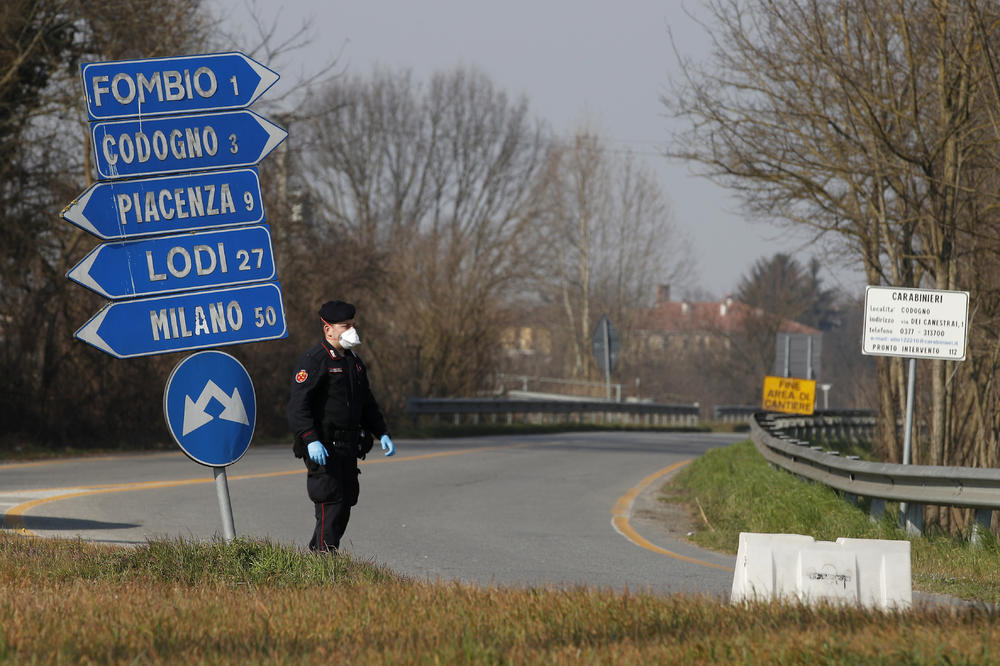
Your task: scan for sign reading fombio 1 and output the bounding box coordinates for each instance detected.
[81,52,279,120]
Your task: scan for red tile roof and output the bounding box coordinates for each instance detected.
[638,297,821,335]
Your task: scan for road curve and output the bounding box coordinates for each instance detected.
[0,431,742,596]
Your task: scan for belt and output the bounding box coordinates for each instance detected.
[330,429,360,444]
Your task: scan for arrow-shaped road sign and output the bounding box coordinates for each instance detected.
[67,225,275,299]
[75,282,286,358]
[82,52,279,120]
[91,110,287,180]
[183,380,250,435]
[62,168,264,240]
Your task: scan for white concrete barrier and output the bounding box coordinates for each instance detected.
[731,532,911,610]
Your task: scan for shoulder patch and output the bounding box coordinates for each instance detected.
[295,370,308,383]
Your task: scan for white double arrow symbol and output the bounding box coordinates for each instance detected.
[182,381,250,436]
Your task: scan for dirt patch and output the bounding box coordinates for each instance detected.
[631,481,702,539]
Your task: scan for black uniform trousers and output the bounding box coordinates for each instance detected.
[305,450,360,552]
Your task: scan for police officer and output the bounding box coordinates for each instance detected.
[287,299,396,552]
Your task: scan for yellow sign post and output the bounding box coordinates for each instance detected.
[762,376,816,415]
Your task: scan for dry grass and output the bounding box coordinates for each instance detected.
[6,439,1000,662]
[3,532,1000,663]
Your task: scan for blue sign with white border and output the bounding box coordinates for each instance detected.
[67,225,276,299]
[82,52,279,120]
[62,168,264,240]
[74,281,286,358]
[164,350,255,467]
[91,110,286,179]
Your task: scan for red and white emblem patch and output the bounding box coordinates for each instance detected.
[295,370,308,383]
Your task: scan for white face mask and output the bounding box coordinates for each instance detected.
[339,327,361,349]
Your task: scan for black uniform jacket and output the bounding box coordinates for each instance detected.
[286,339,388,454]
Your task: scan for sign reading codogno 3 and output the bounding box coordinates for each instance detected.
[91,110,286,179]
[862,286,969,361]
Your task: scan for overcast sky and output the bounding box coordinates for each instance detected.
[215,0,865,298]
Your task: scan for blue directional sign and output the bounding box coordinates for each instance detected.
[67,225,275,299]
[164,351,255,467]
[91,110,287,179]
[82,52,279,120]
[74,282,286,358]
[62,168,264,240]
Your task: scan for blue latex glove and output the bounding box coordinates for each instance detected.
[380,434,396,457]
[306,440,328,465]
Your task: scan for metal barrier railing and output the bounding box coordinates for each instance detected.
[750,410,996,539]
[405,397,700,427]
[712,405,759,423]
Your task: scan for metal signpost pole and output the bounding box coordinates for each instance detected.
[213,467,236,542]
[592,315,620,402]
[898,357,918,529]
[806,336,813,379]
[603,318,611,401]
[902,358,917,466]
[784,336,791,377]
[861,286,970,536]
[66,52,284,545]
[164,350,256,542]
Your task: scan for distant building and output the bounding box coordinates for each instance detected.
[636,284,820,354]
[500,323,552,358]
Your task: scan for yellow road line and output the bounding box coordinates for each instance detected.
[6,442,733,576]
[611,459,734,572]
[2,442,538,533]
[0,451,184,470]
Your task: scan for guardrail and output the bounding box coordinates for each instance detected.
[713,405,759,423]
[494,373,624,402]
[751,410,996,540]
[406,397,700,428]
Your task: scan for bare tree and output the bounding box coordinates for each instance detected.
[0,0,224,446]
[532,128,691,383]
[0,0,345,446]
[296,66,549,407]
[666,0,1000,474]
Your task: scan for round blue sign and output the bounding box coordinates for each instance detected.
[163,350,256,466]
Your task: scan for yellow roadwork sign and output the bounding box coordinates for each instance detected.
[762,376,816,415]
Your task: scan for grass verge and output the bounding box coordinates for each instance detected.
[3,532,1000,664]
[666,440,1000,603]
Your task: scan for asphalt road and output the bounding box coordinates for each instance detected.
[0,431,743,596]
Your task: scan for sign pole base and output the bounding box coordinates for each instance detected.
[899,357,917,523]
[213,466,236,542]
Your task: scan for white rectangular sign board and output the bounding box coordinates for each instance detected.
[862,286,969,361]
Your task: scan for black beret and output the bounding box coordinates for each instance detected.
[319,300,355,324]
